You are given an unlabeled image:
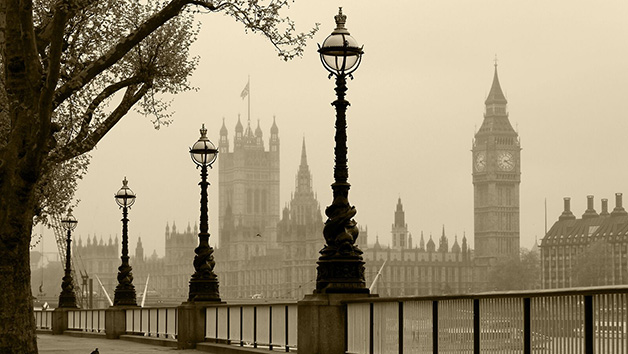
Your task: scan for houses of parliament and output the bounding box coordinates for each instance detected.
[69,66,522,304]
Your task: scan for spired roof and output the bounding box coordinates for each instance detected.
[485,65,507,105]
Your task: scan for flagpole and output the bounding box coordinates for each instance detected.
[247,75,251,122]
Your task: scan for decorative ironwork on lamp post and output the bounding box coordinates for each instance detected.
[188,124,220,302]
[58,208,79,308]
[316,7,369,294]
[113,177,138,306]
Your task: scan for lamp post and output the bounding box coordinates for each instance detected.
[188,124,220,302]
[58,208,78,308]
[316,7,369,294]
[113,177,137,306]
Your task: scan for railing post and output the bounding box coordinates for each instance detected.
[473,298,480,354]
[370,302,374,354]
[398,301,403,354]
[584,295,593,354]
[177,302,218,349]
[269,306,273,350]
[298,293,374,354]
[432,301,438,354]
[105,307,127,339]
[52,308,69,335]
[524,297,531,354]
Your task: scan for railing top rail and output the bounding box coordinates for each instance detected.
[343,285,628,304]
[202,300,298,307]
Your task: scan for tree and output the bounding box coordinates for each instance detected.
[0,0,317,351]
[488,248,541,291]
[571,239,614,287]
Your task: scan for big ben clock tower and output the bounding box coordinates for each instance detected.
[472,64,521,260]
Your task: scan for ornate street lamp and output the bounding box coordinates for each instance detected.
[113,177,137,306]
[316,7,369,294]
[58,208,79,308]
[188,124,220,302]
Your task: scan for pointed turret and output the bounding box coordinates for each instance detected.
[235,115,243,134]
[438,225,448,253]
[419,231,425,251]
[255,119,263,137]
[271,116,278,135]
[219,118,230,153]
[452,234,461,253]
[426,234,435,253]
[485,64,507,105]
[295,137,312,195]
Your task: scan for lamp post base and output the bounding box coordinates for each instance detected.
[188,278,220,302]
[113,285,137,307]
[58,291,78,308]
[315,257,369,294]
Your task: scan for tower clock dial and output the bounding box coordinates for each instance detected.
[497,151,514,171]
[475,152,486,172]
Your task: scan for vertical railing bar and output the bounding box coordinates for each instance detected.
[585,295,593,354]
[399,301,403,354]
[473,298,480,354]
[240,306,244,347]
[254,306,257,348]
[285,305,289,352]
[269,306,273,350]
[524,297,531,354]
[369,302,374,354]
[165,307,168,338]
[215,306,219,340]
[432,300,438,354]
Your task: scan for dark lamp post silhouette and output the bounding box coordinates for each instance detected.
[188,124,220,302]
[58,208,78,308]
[315,7,369,294]
[113,177,138,306]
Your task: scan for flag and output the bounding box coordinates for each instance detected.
[240,81,249,99]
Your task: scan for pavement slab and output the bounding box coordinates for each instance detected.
[37,333,207,354]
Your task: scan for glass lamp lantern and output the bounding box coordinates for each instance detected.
[318,7,364,76]
[115,177,136,208]
[190,124,218,167]
[61,209,78,231]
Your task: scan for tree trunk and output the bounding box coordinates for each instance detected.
[0,213,38,353]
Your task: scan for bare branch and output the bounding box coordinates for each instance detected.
[50,82,151,162]
[52,0,214,108]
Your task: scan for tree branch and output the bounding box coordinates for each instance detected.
[52,0,215,109]
[50,82,151,163]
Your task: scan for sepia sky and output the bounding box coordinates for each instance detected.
[37,1,628,259]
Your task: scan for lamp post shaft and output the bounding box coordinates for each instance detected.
[58,228,78,308]
[332,74,350,191]
[188,164,220,302]
[316,73,368,294]
[113,206,137,306]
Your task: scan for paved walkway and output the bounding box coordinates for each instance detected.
[37,334,207,354]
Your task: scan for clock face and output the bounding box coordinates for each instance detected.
[497,151,515,171]
[475,152,486,172]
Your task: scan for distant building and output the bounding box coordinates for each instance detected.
[215,117,280,299]
[472,64,521,261]
[72,235,119,307]
[540,194,628,289]
[363,199,473,296]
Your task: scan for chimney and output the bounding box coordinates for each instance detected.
[582,195,598,219]
[611,193,628,216]
[559,197,576,221]
[600,198,610,216]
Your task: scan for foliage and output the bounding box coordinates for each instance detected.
[488,247,541,291]
[0,0,317,351]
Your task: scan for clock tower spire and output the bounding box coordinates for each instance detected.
[472,63,521,260]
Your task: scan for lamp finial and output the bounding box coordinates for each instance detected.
[334,7,346,30]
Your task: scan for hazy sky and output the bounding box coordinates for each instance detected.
[36,1,628,259]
